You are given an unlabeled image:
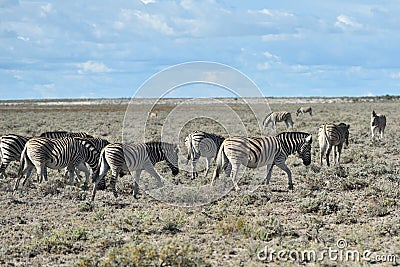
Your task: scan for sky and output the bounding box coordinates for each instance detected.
[0,0,400,99]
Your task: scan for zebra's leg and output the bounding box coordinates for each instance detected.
[204,157,212,177]
[336,144,344,166]
[319,142,327,166]
[265,164,274,185]
[191,152,200,178]
[133,170,142,198]
[110,171,119,198]
[76,162,90,190]
[144,164,164,188]
[67,167,75,186]
[228,162,241,191]
[325,145,332,167]
[371,126,376,139]
[275,161,293,190]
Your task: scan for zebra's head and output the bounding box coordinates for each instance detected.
[298,134,312,166]
[164,143,179,176]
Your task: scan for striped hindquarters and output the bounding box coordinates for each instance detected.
[186,131,224,159]
[0,134,30,174]
[319,123,350,147]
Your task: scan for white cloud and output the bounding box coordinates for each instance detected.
[133,10,175,35]
[389,72,400,79]
[40,3,53,17]
[140,0,156,4]
[335,14,362,30]
[77,61,111,74]
[263,51,279,61]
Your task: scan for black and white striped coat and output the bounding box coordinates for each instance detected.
[91,142,179,201]
[318,123,350,166]
[263,111,294,130]
[0,134,30,178]
[296,106,312,116]
[185,131,225,178]
[212,132,312,190]
[370,111,386,139]
[14,137,100,191]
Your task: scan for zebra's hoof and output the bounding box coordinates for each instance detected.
[288,185,294,191]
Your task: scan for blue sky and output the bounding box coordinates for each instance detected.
[0,0,399,99]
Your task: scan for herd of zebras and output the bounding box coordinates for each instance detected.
[0,107,387,201]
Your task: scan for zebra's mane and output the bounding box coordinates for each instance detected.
[276,131,310,139]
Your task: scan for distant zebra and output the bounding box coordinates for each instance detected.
[14,137,100,191]
[39,131,93,138]
[91,142,179,201]
[185,131,225,178]
[296,106,312,116]
[371,111,386,140]
[149,111,158,118]
[212,132,312,191]
[0,134,31,178]
[263,112,294,130]
[318,123,350,166]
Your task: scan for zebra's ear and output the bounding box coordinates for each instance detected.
[305,135,312,143]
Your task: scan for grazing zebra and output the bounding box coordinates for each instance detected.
[185,131,225,178]
[296,106,313,116]
[318,123,350,166]
[263,112,294,130]
[39,131,93,138]
[40,133,107,182]
[371,111,386,139]
[14,137,100,191]
[212,132,312,191]
[0,134,31,178]
[91,142,179,201]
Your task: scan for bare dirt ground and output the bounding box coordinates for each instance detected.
[0,97,399,266]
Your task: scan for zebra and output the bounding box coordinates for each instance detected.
[318,123,350,166]
[91,142,179,201]
[263,111,294,130]
[40,132,105,179]
[371,110,386,140]
[0,134,31,178]
[184,131,225,178]
[296,106,313,116]
[212,132,312,191]
[14,137,100,191]
[39,131,93,138]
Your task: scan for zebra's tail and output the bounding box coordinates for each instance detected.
[185,135,192,164]
[92,148,107,190]
[322,123,330,145]
[18,145,32,178]
[213,142,228,180]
